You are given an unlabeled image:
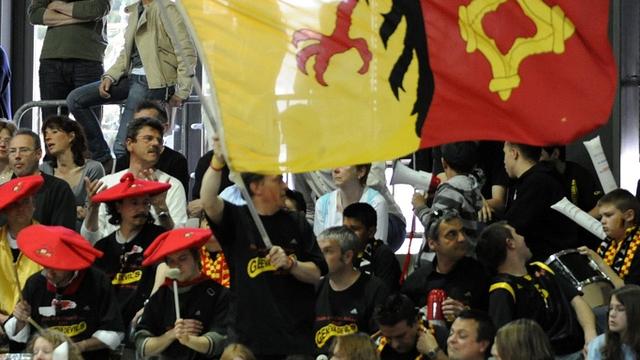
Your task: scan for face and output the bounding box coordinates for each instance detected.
[5,196,35,224]
[43,268,75,287]
[126,126,162,165]
[252,175,287,208]
[506,225,532,262]
[599,204,631,241]
[608,295,628,334]
[0,128,13,160]
[428,218,467,261]
[447,318,487,360]
[43,127,75,156]
[502,142,517,179]
[134,108,169,135]
[332,166,362,187]
[319,238,350,275]
[32,337,54,360]
[343,217,375,245]
[166,249,200,282]
[116,196,151,228]
[379,320,419,354]
[9,134,42,177]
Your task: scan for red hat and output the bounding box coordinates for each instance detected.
[0,175,44,211]
[18,225,103,270]
[142,228,212,266]
[91,172,171,203]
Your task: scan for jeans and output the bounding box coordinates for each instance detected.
[39,59,103,120]
[66,74,173,161]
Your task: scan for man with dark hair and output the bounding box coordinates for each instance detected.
[84,117,187,241]
[343,202,401,291]
[402,210,488,319]
[503,141,577,261]
[579,189,640,287]
[447,310,495,360]
[373,293,446,360]
[114,100,189,193]
[476,221,596,357]
[412,141,483,252]
[200,138,327,358]
[8,129,75,229]
[313,226,389,355]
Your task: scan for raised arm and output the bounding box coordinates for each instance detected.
[201,138,226,224]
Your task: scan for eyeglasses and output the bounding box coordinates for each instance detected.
[0,137,11,144]
[8,147,35,156]
[136,135,163,145]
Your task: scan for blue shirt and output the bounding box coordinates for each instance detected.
[587,334,636,360]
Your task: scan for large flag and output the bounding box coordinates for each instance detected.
[178,0,616,174]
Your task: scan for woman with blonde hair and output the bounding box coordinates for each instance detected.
[587,285,640,359]
[0,119,16,184]
[330,333,378,360]
[492,319,554,360]
[27,329,84,360]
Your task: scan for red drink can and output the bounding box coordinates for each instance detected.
[427,289,447,320]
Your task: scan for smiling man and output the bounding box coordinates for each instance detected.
[446,310,495,360]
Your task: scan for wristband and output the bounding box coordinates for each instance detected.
[210,156,226,171]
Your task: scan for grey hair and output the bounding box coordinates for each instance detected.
[426,209,462,241]
[318,226,360,255]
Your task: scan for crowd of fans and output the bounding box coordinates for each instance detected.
[0,0,639,360]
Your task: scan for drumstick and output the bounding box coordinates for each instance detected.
[10,262,45,333]
[166,268,182,320]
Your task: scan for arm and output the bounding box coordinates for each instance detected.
[137,328,176,356]
[267,246,321,285]
[486,185,506,211]
[55,0,110,21]
[162,3,197,100]
[571,295,597,347]
[578,246,625,289]
[201,151,226,225]
[28,0,49,25]
[76,337,109,353]
[43,10,89,26]
[370,192,389,242]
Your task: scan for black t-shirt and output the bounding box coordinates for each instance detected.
[505,163,578,261]
[401,256,489,312]
[356,239,401,291]
[488,263,583,355]
[135,278,230,360]
[19,267,124,360]
[314,273,389,354]
[94,223,165,325]
[207,202,328,356]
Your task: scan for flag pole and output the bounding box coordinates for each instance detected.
[11,263,45,333]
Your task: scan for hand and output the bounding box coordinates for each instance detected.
[174,319,203,344]
[412,192,427,209]
[577,246,603,265]
[139,169,170,210]
[583,331,597,357]
[188,199,203,218]
[477,198,493,223]
[47,1,68,13]
[211,136,224,165]
[98,77,112,99]
[131,308,145,327]
[266,246,291,271]
[76,206,86,220]
[416,327,439,356]
[168,95,184,108]
[12,300,31,322]
[442,298,466,321]
[84,177,106,209]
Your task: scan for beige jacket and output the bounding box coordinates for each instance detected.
[105,0,196,99]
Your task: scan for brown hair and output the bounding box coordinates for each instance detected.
[26,329,83,360]
[220,343,256,360]
[495,319,554,360]
[0,119,16,136]
[602,285,640,359]
[329,333,379,360]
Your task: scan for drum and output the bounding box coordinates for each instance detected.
[545,249,613,308]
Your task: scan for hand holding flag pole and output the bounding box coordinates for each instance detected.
[10,263,44,333]
[166,268,182,320]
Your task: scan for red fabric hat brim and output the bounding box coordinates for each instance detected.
[0,175,44,212]
[142,228,212,266]
[91,172,171,203]
[18,225,103,270]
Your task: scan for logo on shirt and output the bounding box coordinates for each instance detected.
[315,323,358,348]
[247,256,276,278]
[50,321,87,338]
[112,270,143,285]
[349,308,358,315]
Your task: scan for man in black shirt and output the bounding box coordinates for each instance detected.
[314,226,388,354]
[343,202,401,291]
[402,210,488,318]
[201,138,327,357]
[476,221,596,357]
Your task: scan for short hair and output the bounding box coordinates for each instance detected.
[374,293,419,327]
[426,209,462,241]
[495,319,554,360]
[598,189,640,225]
[456,310,495,357]
[441,141,477,174]
[27,329,83,360]
[0,119,16,136]
[542,145,566,161]
[135,100,168,124]
[343,202,377,229]
[105,200,155,226]
[318,226,360,256]
[220,343,256,360]
[329,333,378,360]
[602,285,640,359]
[42,115,89,166]
[475,221,511,272]
[13,129,41,150]
[125,117,164,141]
[355,163,372,186]
[240,172,266,197]
[508,142,541,163]
[284,188,306,213]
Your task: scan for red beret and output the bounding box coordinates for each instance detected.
[91,172,171,203]
[0,175,44,211]
[142,228,212,266]
[18,225,103,270]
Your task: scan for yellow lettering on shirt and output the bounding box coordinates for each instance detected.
[111,270,143,285]
[247,256,276,278]
[50,321,87,337]
[315,323,358,348]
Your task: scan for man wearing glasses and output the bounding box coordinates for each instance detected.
[7,129,75,229]
[84,117,187,241]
